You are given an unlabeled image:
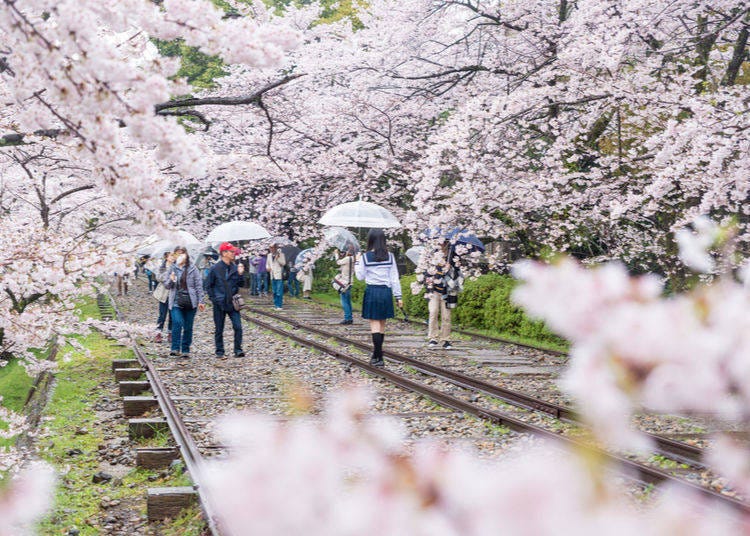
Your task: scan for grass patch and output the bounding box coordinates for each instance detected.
[648,454,689,471]
[0,358,33,413]
[483,421,511,437]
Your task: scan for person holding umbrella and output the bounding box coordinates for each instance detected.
[205,242,246,359]
[335,246,356,325]
[354,229,403,367]
[267,243,286,310]
[422,241,459,350]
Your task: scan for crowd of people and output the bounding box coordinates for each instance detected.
[126,230,461,368]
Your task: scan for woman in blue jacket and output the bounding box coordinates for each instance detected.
[163,246,205,357]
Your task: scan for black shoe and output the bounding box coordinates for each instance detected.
[235,351,246,358]
[339,319,353,325]
[442,341,453,350]
[369,357,385,368]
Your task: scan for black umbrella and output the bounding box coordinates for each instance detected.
[281,245,301,266]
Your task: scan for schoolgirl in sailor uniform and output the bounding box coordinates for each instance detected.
[354,228,403,367]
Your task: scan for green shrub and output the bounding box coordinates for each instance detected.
[311,255,339,293]
[401,274,429,319]
[453,273,507,329]
[483,280,566,346]
[349,279,366,305]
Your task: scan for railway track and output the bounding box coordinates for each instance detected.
[241,302,748,514]
[99,293,224,536]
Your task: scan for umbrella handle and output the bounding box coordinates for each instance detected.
[398,304,409,323]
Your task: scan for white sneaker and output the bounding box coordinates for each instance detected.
[428,340,438,348]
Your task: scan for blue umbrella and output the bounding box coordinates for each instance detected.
[294,248,315,269]
[420,227,485,253]
[445,228,485,253]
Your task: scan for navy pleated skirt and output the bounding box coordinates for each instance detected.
[362,284,394,320]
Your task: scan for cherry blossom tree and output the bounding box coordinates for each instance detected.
[0,0,301,361]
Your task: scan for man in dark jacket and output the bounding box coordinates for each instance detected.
[206,242,245,358]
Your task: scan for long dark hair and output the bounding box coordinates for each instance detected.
[366,229,388,262]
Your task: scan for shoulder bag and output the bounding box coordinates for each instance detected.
[153,283,169,303]
[176,268,194,309]
[221,263,245,311]
[332,257,353,293]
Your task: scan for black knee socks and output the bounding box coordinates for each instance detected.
[371,332,384,365]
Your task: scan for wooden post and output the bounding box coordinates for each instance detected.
[136,447,180,469]
[147,487,197,521]
[119,380,151,397]
[115,368,144,381]
[112,359,139,372]
[123,396,159,417]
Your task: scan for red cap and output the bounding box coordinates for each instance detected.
[219,242,236,253]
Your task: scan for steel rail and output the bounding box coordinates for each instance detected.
[104,292,226,536]
[245,305,703,466]
[132,345,226,536]
[241,311,749,514]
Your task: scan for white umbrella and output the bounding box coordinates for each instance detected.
[206,221,271,244]
[318,201,401,229]
[405,246,424,265]
[138,231,200,257]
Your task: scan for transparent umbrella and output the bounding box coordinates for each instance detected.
[405,246,425,265]
[323,227,360,252]
[137,231,201,257]
[206,221,271,244]
[318,200,401,229]
[266,236,294,247]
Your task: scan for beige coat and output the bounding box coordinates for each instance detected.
[267,251,286,280]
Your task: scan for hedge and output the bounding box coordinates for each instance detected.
[403,272,565,347]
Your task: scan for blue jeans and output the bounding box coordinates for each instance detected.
[157,300,171,331]
[213,305,243,355]
[272,279,284,308]
[340,288,353,321]
[288,271,300,296]
[170,306,197,353]
[249,273,258,295]
[256,273,268,294]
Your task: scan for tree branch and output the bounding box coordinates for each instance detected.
[155,109,211,130]
[154,74,304,112]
